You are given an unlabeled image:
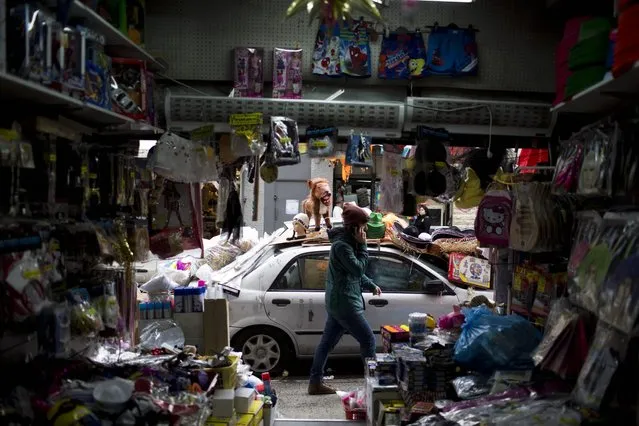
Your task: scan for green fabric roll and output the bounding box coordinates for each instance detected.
[578,18,612,41]
[569,35,610,70]
[565,66,606,97]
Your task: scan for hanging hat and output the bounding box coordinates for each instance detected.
[367,212,386,239]
[342,203,369,227]
[260,164,278,183]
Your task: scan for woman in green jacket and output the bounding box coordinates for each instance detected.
[308,203,381,395]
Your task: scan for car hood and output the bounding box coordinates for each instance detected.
[210,227,286,295]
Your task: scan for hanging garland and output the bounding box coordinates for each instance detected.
[286,0,382,22]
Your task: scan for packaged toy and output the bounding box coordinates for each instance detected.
[234,48,264,98]
[306,126,337,157]
[474,190,512,248]
[59,26,87,99]
[83,27,112,109]
[111,58,148,120]
[346,133,373,167]
[7,4,53,84]
[340,19,371,77]
[273,48,303,99]
[268,117,301,166]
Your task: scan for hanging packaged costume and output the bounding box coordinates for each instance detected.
[426,25,479,76]
[378,147,404,213]
[345,133,373,167]
[379,30,427,79]
[312,20,342,76]
[267,117,301,166]
[339,19,372,77]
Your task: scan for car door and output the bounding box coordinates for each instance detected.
[363,252,459,342]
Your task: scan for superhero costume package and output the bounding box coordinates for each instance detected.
[312,21,342,76]
[426,25,479,76]
[339,19,372,77]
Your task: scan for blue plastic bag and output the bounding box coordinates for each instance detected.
[454,306,541,372]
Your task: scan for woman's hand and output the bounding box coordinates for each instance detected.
[372,285,382,296]
[355,225,367,244]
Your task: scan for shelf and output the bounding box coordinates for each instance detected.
[69,1,165,71]
[0,71,133,127]
[405,97,553,137]
[551,62,639,115]
[166,93,406,139]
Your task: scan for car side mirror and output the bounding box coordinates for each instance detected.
[423,280,446,295]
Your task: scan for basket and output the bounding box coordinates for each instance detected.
[205,356,239,389]
[343,403,366,421]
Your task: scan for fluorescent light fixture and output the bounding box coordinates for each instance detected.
[138,139,157,158]
[374,0,473,2]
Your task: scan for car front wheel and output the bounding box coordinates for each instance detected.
[232,327,292,375]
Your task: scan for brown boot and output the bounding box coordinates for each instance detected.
[308,382,336,395]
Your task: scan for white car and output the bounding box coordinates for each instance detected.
[224,233,492,374]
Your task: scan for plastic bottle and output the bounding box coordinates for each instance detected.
[174,289,185,313]
[162,301,171,319]
[263,397,273,426]
[261,372,272,397]
[192,287,205,313]
[139,303,147,320]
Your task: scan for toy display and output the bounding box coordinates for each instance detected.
[84,27,112,109]
[302,177,333,231]
[234,48,264,98]
[273,48,303,99]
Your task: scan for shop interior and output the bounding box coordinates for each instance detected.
[1,0,639,424]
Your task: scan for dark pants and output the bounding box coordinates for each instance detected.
[309,311,376,384]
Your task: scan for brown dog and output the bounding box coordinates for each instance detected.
[301,178,332,231]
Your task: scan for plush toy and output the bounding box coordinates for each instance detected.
[287,213,310,240]
[302,178,333,231]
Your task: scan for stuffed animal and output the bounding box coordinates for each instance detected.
[287,213,310,240]
[301,178,332,231]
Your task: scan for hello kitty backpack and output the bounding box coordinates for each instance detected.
[474,190,513,247]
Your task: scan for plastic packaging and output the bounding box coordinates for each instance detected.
[454,306,542,372]
[139,320,185,351]
[451,375,491,400]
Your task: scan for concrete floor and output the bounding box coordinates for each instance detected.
[273,378,366,420]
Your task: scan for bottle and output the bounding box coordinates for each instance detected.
[174,289,184,313]
[139,303,147,320]
[263,397,273,426]
[261,372,272,397]
[162,301,171,319]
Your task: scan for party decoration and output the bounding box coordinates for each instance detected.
[286,0,382,23]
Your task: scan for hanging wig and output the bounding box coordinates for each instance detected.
[222,186,243,242]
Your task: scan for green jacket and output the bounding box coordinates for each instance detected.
[325,227,376,318]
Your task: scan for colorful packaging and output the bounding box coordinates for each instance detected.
[60,26,87,98]
[339,20,371,77]
[306,126,337,157]
[83,27,112,110]
[346,133,373,167]
[111,58,148,120]
[448,253,491,289]
[312,21,342,76]
[234,48,264,98]
[426,26,479,76]
[273,48,303,99]
[379,31,427,79]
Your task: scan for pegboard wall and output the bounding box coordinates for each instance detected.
[146,0,559,93]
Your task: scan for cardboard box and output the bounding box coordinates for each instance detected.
[206,416,236,426]
[235,388,257,413]
[204,299,230,355]
[211,389,235,418]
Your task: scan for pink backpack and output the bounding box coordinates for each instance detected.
[474,190,513,247]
